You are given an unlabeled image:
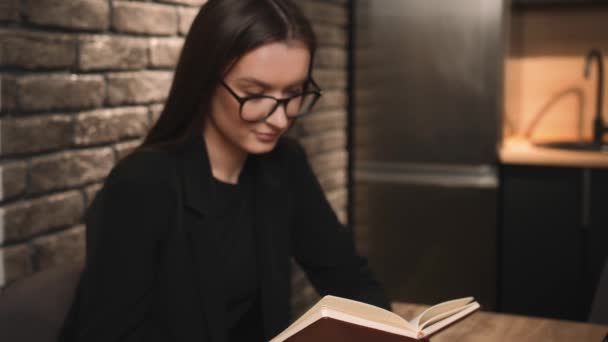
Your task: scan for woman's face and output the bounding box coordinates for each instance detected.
[206,40,311,155]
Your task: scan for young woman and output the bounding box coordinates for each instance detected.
[60,0,389,341]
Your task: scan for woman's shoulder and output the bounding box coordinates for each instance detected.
[105,148,177,189]
[84,148,178,243]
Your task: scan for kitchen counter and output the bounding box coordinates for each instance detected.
[499,138,608,169]
[393,302,608,342]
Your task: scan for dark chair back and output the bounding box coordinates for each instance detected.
[0,262,83,342]
[589,258,608,324]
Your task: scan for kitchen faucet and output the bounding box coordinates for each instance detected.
[584,49,607,145]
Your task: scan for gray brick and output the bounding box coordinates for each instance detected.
[291,263,316,291]
[0,115,73,155]
[115,139,143,161]
[33,225,85,270]
[112,1,178,35]
[309,149,348,177]
[0,0,20,22]
[84,183,103,207]
[1,162,27,201]
[314,90,346,111]
[2,191,84,241]
[0,76,18,114]
[313,24,347,47]
[0,30,77,70]
[318,168,347,193]
[315,47,347,69]
[74,107,149,145]
[299,130,346,155]
[149,37,184,68]
[326,188,347,216]
[18,74,105,112]
[25,0,110,31]
[0,244,33,287]
[296,109,346,136]
[297,1,348,26]
[313,69,347,89]
[336,209,347,226]
[290,260,308,286]
[29,148,114,194]
[149,103,164,125]
[79,35,148,71]
[107,71,173,106]
[290,267,319,318]
[177,7,199,35]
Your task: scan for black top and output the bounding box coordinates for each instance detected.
[211,159,263,341]
[59,135,390,342]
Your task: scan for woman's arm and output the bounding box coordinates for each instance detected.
[288,141,391,311]
[72,152,177,341]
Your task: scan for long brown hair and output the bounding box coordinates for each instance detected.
[138,0,316,152]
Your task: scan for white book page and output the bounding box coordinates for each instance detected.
[410,297,475,328]
[420,302,481,337]
[317,296,417,332]
[270,296,420,342]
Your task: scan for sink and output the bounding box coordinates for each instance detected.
[535,141,608,153]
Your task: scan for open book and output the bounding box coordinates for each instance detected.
[270,295,480,342]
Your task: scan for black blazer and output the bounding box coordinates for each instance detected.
[61,134,389,342]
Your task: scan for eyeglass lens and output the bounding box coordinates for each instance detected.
[241,93,318,121]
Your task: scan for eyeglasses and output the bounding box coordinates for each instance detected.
[220,79,322,123]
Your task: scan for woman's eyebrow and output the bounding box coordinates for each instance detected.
[237,77,270,88]
[236,77,308,89]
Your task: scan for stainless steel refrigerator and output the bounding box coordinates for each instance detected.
[352,0,506,309]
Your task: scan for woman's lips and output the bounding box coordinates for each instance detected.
[254,132,279,143]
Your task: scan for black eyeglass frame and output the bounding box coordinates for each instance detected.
[220,78,323,123]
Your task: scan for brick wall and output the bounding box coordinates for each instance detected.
[0,0,350,318]
[290,0,350,316]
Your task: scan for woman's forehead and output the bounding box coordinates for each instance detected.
[228,41,311,87]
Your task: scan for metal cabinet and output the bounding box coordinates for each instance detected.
[500,165,608,321]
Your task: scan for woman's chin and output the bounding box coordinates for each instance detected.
[244,140,279,155]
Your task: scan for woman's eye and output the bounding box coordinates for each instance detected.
[244,92,265,97]
[286,89,304,97]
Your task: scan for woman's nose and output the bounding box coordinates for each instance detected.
[265,103,289,129]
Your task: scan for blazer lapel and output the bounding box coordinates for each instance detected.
[175,133,291,341]
[175,134,226,342]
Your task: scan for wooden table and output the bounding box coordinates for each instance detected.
[393,303,608,341]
